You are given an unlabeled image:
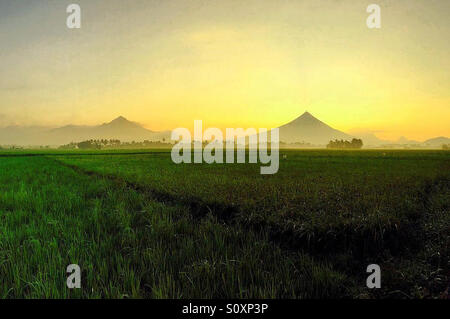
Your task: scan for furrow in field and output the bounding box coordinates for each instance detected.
[51,158,240,223]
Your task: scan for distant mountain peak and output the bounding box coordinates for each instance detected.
[287,111,325,127]
[110,116,130,123]
[297,111,315,120]
[102,116,141,129]
[424,136,450,146]
[278,111,352,144]
[38,116,162,144]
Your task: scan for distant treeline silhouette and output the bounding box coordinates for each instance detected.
[327,138,363,149]
[59,139,172,150]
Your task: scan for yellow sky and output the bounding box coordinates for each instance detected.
[1,0,449,140]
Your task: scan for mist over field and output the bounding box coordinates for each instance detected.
[1,113,448,149]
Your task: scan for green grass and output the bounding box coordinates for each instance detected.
[0,149,448,298]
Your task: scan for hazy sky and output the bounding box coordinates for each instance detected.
[0,0,449,140]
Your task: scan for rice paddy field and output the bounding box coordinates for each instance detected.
[0,149,448,298]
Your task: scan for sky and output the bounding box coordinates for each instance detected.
[0,0,449,141]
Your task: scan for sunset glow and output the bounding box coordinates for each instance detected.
[1,0,449,141]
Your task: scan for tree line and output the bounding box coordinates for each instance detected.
[58,139,172,150]
[327,138,363,149]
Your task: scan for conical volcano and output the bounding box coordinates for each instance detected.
[278,112,352,145]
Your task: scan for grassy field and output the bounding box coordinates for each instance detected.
[0,150,448,298]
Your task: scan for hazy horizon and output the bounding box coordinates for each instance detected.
[1,0,449,141]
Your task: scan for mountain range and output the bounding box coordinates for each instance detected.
[0,116,170,146]
[49,116,171,144]
[277,112,448,147]
[0,113,448,147]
